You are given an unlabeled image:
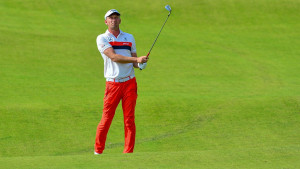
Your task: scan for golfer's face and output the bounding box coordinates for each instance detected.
[106,14,121,28]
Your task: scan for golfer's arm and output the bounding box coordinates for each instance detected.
[104,47,138,63]
[131,53,139,68]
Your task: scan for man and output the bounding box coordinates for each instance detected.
[94,9,148,155]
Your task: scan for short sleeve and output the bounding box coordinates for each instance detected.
[96,35,112,53]
[131,35,137,53]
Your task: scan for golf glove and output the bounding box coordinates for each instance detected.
[138,63,147,70]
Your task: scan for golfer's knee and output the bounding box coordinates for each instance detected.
[124,117,135,127]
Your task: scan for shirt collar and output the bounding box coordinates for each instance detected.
[105,29,123,36]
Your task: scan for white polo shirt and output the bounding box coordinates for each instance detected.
[96,30,137,80]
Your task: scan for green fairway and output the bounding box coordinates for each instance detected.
[0,0,299,168]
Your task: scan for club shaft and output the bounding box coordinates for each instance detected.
[147,13,170,57]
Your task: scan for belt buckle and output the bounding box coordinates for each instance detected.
[120,77,129,82]
[114,76,132,83]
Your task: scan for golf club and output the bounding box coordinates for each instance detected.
[140,5,172,70]
[147,5,172,57]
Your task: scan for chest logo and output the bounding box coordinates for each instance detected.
[108,37,113,42]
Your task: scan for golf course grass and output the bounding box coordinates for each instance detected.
[0,0,299,168]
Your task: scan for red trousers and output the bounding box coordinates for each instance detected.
[95,78,137,154]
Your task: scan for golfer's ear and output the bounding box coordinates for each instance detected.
[105,20,108,25]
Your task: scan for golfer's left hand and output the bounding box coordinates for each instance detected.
[138,63,147,70]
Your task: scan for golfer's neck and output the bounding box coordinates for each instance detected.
[108,28,120,38]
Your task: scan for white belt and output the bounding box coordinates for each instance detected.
[106,75,135,83]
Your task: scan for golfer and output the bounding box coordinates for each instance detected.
[94,9,148,154]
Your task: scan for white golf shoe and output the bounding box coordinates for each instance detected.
[94,151,102,155]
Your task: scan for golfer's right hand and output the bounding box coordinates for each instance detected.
[137,56,148,63]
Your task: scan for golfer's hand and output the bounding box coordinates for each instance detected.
[138,63,147,70]
[137,56,148,63]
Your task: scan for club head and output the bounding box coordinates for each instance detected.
[165,5,172,13]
